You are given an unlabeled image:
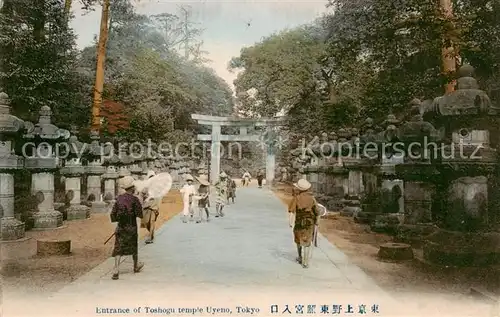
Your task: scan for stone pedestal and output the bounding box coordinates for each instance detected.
[117,166,131,195]
[0,94,26,239]
[0,173,24,240]
[130,164,142,180]
[341,169,362,217]
[31,172,63,229]
[103,166,119,209]
[61,163,89,221]
[86,162,106,214]
[66,177,89,220]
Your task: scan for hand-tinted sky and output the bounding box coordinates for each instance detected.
[70,0,329,89]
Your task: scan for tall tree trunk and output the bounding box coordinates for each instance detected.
[440,0,457,94]
[91,0,110,133]
[33,0,46,43]
[64,0,71,17]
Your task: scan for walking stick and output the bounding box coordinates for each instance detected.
[104,232,115,245]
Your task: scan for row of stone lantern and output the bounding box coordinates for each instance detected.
[0,91,187,242]
[287,65,500,266]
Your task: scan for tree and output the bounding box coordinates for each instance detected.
[229,25,327,118]
[149,5,209,63]
[76,0,234,142]
[0,0,87,126]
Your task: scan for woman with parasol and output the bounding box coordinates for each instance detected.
[288,179,320,268]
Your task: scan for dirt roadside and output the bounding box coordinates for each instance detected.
[1,190,183,297]
[272,183,499,309]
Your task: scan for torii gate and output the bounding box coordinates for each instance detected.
[191,114,283,185]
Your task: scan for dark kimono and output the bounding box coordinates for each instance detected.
[288,192,319,246]
[110,192,143,257]
[256,172,264,186]
[198,184,210,208]
[227,179,236,199]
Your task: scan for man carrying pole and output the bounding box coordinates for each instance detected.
[109,176,144,280]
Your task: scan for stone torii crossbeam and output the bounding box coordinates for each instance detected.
[191,114,283,185]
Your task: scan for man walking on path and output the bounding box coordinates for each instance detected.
[140,171,159,244]
[242,171,251,186]
[110,176,144,280]
[180,174,196,223]
[214,172,228,217]
[195,174,211,222]
[288,179,319,269]
[227,177,236,204]
[256,169,264,188]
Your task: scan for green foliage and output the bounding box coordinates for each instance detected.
[230,25,326,118]
[0,0,88,126]
[75,0,235,141]
[231,0,500,134]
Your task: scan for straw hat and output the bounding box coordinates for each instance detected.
[220,172,227,178]
[293,179,311,191]
[196,174,210,186]
[120,176,135,190]
[185,174,194,181]
[147,170,156,179]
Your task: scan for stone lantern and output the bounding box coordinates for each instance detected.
[102,142,120,205]
[355,118,382,224]
[24,105,70,229]
[0,92,25,240]
[340,127,363,218]
[420,65,500,266]
[85,130,106,213]
[392,99,441,244]
[59,133,90,220]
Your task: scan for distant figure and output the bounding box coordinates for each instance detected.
[227,177,236,204]
[195,174,211,223]
[242,171,251,186]
[280,167,288,182]
[214,172,228,217]
[288,179,319,269]
[180,174,196,223]
[110,176,144,280]
[256,169,264,188]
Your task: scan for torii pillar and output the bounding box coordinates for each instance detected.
[191,114,281,185]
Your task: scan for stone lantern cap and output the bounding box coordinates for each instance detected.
[23,105,70,141]
[67,135,88,158]
[430,64,499,116]
[0,92,25,134]
[102,165,120,179]
[397,98,441,143]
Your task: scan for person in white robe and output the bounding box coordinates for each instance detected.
[180,174,196,223]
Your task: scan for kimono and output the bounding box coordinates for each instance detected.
[110,192,143,257]
[180,184,196,216]
[198,184,210,208]
[256,171,264,186]
[141,198,159,236]
[215,179,228,206]
[288,191,319,246]
[227,179,236,200]
[242,172,251,186]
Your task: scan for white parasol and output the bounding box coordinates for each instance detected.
[145,172,173,202]
[317,203,327,217]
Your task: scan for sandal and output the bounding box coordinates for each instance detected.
[134,262,144,273]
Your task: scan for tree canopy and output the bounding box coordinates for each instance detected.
[230,0,500,134]
[1,0,235,143]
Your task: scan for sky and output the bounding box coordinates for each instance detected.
[70,0,330,90]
